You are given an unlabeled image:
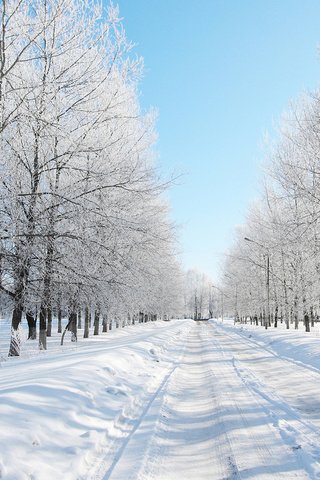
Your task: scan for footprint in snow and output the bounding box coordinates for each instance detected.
[149,348,160,362]
[106,386,128,396]
[65,446,78,455]
[103,366,116,376]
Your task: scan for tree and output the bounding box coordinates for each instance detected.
[0,0,184,355]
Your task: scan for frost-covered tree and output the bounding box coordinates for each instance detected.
[0,0,183,355]
[222,89,320,331]
[182,269,213,319]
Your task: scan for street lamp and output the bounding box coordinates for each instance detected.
[212,285,224,322]
[244,236,270,329]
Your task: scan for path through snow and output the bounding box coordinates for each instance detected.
[102,322,319,479]
[1,319,320,479]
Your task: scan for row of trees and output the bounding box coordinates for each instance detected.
[0,0,183,355]
[182,269,216,320]
[222,88,320,331]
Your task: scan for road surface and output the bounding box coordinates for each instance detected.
[91,321,320,479]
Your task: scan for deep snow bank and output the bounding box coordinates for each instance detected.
[212,318,320,374]
[0,319,190,480]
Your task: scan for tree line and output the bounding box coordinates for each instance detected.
[0,0,182,356]
[222,86,320,331]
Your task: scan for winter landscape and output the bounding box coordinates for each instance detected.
[2,0,320,479]
[2,317,320,479]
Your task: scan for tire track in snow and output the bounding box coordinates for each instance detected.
[102,364,179,479]
[219,339,320,477]
[134,322,309,479]
[136,324,241,480]
[90,322,313,479]
[212,323,320,441]
[212,322,320,434]
[85,325,189,480]
[207,323,317,479]
[215,321,320,378]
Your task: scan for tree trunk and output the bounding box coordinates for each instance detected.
[78,308,82,329]
[46,306,52,337]
[61,316,73,346]
[39,304,47,350]
[282,252,289,329]
[102,314,107,332]
[304,311,310,332]
[9,137,40,356]
[94,307,100,335]
[310,306,315,328]
[294,295,299,330]
[84,305,90,338]
[57,303,62,334]
[274,305,278,328]
[68,310,77,342]
[26,311,37,340]
[8,303,23,356]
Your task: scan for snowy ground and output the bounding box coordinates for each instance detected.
[1,318,320,479]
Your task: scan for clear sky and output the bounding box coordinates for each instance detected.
[107,0,320,281]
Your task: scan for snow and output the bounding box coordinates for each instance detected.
[1,318,320,479]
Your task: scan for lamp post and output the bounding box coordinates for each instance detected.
[244,237,270,330]
[212,285,224,322]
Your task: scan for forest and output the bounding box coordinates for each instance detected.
[222,91,320,332]
[0,0,188,356]
[3,0,316,360]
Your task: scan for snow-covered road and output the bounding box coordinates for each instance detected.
[2,319,320,479]
[106,322,315,480]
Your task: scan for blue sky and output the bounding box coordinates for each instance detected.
[109,0,320,280]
